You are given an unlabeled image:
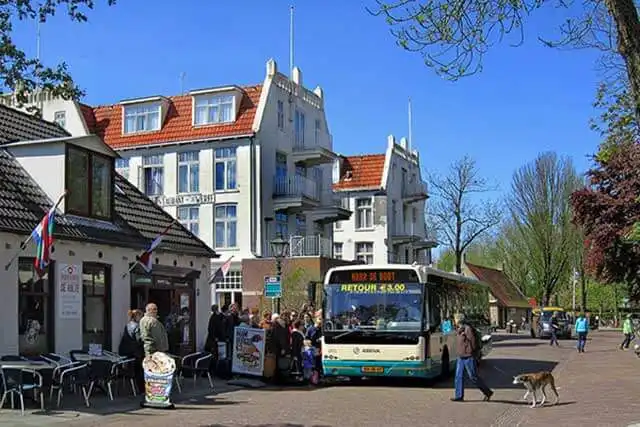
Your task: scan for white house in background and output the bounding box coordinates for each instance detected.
[0,91,93,137]
[11,59,350,308]
[0,105,215,356]
[332,135,437,265]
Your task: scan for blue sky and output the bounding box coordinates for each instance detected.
[14,0,603,193]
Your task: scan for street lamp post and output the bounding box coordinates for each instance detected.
[270,234,289,314]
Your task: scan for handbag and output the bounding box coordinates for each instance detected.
[310,369,319,385]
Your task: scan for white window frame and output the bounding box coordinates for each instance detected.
[333,243,343,260]
[142,154,164,196]
[115,158,130,180]
[177,206,199,236]
[54,111,66,128]
[355,242,374,264]
[193,94,235,125]
[215,204,237,249]
[177,151,200,194]
[123,103,161,134]
[355,197,373,230]
[277,100,284,130]
[214,147,237,191]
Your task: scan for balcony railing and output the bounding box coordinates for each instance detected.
[264,234,332,258]
[274,175,319,200]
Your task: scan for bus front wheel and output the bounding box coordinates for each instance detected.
[440,349,450,379]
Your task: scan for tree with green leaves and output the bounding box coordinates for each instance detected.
[369,0,640,122]
[428,155,502,273]
[0,0,116,108]
[509,152,583,305]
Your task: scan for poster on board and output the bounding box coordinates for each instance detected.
[58,264,82,319]
[231,327,265,376]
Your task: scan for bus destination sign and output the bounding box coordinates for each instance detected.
[336,283,421,294]
[329,269,420,284]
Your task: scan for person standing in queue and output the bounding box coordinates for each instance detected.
[140,303,169,357]
[451,314,493,402]
[118,309,145,392]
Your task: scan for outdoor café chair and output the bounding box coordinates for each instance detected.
[50,363,92,408]
[181,352,214,389]
[111,358,137,396]
[0,367,43,415]
[41,353,72,366]
[87,359,116,401]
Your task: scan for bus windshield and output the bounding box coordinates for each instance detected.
[324,283,423,332]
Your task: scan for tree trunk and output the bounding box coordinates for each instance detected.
[606,0,640,122]
[580,274,587,312]
[455,250,463,274]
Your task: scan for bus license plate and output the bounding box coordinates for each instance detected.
[362,366,384,373]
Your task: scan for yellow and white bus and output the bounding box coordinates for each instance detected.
[321,264,492,380]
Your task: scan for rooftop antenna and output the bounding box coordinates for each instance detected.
[180,72,186,95]
[289,5,294,77]
[36,19,41,62]
[408,97,413,152]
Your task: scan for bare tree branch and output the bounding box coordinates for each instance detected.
[427,155,502,273]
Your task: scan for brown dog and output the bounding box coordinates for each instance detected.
[512,371,559,408]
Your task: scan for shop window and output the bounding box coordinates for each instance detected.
[83,263,112,350]
[18,258,52,355]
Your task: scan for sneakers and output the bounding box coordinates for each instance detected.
[483,390,494,401]
[450,397,464,402]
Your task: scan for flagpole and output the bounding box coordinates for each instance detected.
[121,219,178,279]
[4,190,67,271]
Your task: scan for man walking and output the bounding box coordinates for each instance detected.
[575,312,589,353]
[451,314,493,402]
[549,312,560,347]
[139,303,169,357]
[620,314,634,350]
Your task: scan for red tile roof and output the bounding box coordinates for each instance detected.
[79,103,96,133]
[465,262,530,308]
[86,85,262,149]
[333,154,386,191]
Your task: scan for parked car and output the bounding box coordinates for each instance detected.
[530,307,572,339]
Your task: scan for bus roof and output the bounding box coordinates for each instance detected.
[324,264,488,288]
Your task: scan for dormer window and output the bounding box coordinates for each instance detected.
[123,103,161,134]
[194,94,234,125]
[65,144,113,220]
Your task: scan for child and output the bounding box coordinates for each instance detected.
[302,339,316,383]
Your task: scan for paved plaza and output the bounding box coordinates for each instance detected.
[1,331,638,427]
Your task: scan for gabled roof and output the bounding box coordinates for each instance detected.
[333,154,385,191]
[0,105,70,144]
[86,85,262,149]
[465,262,530,308]
[0,148,215,258]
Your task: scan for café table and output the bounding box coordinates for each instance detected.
[0,360,54,411]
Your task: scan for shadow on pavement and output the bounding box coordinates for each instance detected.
[427,358,560,390]
[176,396,247,408]
[488,399,576,407]
[492,342,546,348]
[201,425,333,427]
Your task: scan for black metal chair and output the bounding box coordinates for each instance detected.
[50,363,92,408]
[0,367,43,415]
[87,359,116,400]
[180,352,214,389]
[111,358,138,396]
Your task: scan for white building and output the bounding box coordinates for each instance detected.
[9,59,350,307]
[0,105,215,356]
[332,135,436,265]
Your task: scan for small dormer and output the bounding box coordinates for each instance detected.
[64,138,117,221]
[7,133,118,222]
[120,96,170,135]
[189,86,243,126]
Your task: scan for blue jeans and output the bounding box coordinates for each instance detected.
[454,357,491,399]
[550,329,559,346]
[577,332,587,352]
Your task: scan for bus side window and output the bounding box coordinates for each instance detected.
[428,287,442,332]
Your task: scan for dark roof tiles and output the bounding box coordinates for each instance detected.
[465,262,530,308]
